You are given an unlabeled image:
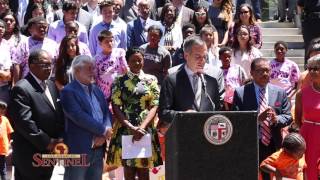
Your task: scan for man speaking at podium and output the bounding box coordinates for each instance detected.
[158,35,223,126]
[232,58,292,180]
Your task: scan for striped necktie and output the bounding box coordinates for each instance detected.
[193,74,201,108]
[259,87,271,146]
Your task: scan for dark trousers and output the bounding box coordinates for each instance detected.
[259,140,276,180]
[0,155,6,180]
[236,0,262,19]
[302,15,320,66]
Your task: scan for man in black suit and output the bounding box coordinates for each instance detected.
[158,35,223,125]
[232,58,292,180]
[157,0,193,26]
[10,49,64,180]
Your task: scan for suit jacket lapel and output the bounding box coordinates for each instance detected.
[26,74,56,111]
[268,85,276,107]
[245,83,258,110]
[73,81,93,113]
[179,66,199,111]
[137,19,147,42]
[47,81,61,110]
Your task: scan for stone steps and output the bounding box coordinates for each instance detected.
[261,28,300,35]
[259,21,305,71]
[261,49,305,57]
[262,42,304,49]
[259,21,296,28]
[262,35,303,42]
[265,57,304,64]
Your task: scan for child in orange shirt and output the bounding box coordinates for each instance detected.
[0,101,13,180]
[260,133,306,180]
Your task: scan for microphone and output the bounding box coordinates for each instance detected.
[197,72,206,88]
[197,72,215,110]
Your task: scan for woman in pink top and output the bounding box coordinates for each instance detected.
[295,54,320,180]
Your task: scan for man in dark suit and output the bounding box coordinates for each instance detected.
[232,58,292,180]
[120,0,158,22]
[127,0,161,48]
[157,0,194,26]
[159,35,223,125]
[10,49,64,180]
[61,55,112,180]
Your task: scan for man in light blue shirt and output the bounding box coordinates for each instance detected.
[48,1,88,44]
[89,0,127,56]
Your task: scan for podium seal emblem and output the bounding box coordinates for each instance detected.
[203,115,233,145]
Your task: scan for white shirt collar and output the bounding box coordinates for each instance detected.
[184,64,197,77]
[87,4,100,14]
[139,17,149,25]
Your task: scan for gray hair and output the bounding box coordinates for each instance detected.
[136,0,150,6]
[183,35,206,53]
[71,55,94,76]
[307,54,320,65]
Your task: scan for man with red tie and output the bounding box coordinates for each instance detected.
[232,58,292,180]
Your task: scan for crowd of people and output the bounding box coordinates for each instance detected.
[0,0,319,179]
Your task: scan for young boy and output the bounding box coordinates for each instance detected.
[219,47,247,110]
[260,133,306,180]
[0,101,13,180]
[94,30,128,101]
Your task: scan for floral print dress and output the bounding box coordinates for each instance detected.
[107,71,163,168]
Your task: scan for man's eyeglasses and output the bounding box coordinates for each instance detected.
[195,12,206,17]
[254,68,270,74]
[32,63,52,68]
[308,67,320,72]
[240,11,249,15]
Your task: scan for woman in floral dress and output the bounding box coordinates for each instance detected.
[107,48,163,180]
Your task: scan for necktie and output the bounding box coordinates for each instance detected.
[258,87,271,146]
[193,74,201,108]
[41,81,55,109]
[104,23,111,30]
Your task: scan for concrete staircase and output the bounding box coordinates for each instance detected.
[259,21,305,71]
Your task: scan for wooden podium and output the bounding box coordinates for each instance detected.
[165,111,258,180]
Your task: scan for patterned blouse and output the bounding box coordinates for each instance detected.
[270,58,300,94]
[112,71,159,122]
[95,48,128,100]
[222,64,247,104]
[13,37,58,78]
[108,71,162,168]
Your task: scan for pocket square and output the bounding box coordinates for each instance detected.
[57,99,60,102]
